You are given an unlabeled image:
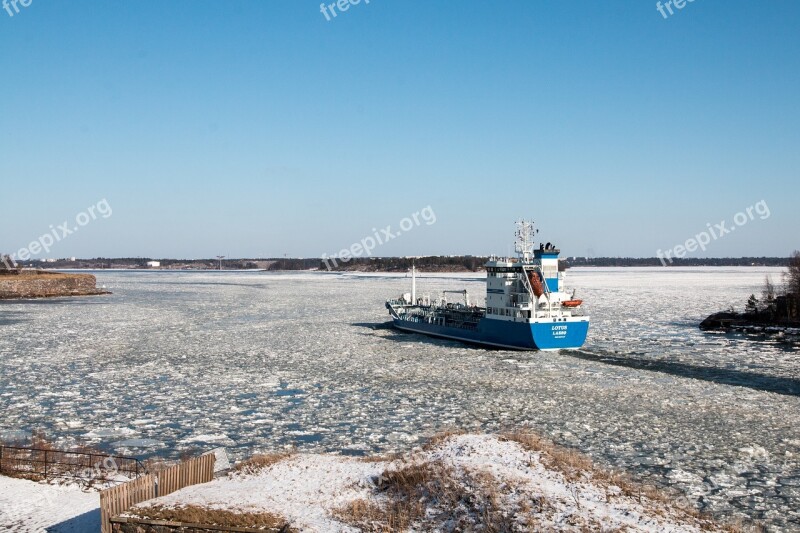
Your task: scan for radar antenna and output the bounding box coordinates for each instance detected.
[514,220,539,262]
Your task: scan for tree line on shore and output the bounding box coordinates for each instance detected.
[743,251,800,324]
[237,254,794,271]
[566,256,791,267]
[2,254,795,271]
[316,256,489,272]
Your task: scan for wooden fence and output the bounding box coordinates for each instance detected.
[100,453,216,533]
[158,452,215,497]
[100,473,156,533]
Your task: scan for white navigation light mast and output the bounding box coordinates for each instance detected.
[514,220,538,262]
[411,262,416,304]
[216,255,225,270]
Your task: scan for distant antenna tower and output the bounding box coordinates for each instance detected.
[216,255,225,270]
[514,220,539,262]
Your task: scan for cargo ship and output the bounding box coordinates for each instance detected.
[385,221,589,350]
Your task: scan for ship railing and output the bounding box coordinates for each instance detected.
[519,266,535,297]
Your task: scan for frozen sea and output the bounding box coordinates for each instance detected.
[1,267,798,530]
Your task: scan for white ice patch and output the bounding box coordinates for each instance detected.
[112,438,164,448]
[181,434,233,445]
[83,428,136,438]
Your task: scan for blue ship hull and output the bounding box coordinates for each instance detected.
[391,315,589,351]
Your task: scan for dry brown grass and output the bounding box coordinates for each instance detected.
[336,461,436,530]
[234,451,294,475]
[12,270,69,278]
[338,429,758,532]
[358,452,401,463]
[0,432,51,481]
[141,456,171,475]
[502,431,596,483]
[339,498,394,528]
[0,465,44,482]
[336,459,528,532]
[0,431,114,484]
[502,430,759,533]
[421,428,466,450]
[130,504,296,531]
[0,270,96,281]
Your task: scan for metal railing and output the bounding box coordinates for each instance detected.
[0,444,146,484]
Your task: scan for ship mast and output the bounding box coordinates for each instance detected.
[411,261,416,304]
[514,220,538,263]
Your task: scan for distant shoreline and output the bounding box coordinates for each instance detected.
[26,265,782,275]
[10,256,792,273]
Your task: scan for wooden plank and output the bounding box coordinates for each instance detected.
[99,473,158,533]
[99,492,109,533]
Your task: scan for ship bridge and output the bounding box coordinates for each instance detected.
[484,240,569,321]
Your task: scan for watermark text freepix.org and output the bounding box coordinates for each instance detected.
[656,0,697,19]
[656,200,770,266]
[2,198,113,268]
[320,0,369,22]
[3,0,33,18]
[321,206,436,270]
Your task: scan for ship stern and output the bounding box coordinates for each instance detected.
[530,320,590,350]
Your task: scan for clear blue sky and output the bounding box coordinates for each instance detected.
[1,1,798,259]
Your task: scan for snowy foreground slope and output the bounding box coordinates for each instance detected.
[0,475,100,532]
[130,434,728,532]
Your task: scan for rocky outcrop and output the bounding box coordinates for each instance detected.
[701,293,799,333]
[0,270,109,299]
[699,311,748,331]
[700,311,800,339]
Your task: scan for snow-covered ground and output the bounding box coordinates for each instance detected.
[0,475,100,532]
[129,434,725,532]
[1,268,797,529]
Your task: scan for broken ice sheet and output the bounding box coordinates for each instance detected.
[0,268,798,529]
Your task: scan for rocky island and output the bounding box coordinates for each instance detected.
[0,268,109,300]
[700,251,800,336]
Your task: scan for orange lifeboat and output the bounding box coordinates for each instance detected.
[527,270,544,298]
[562,299,583,308]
